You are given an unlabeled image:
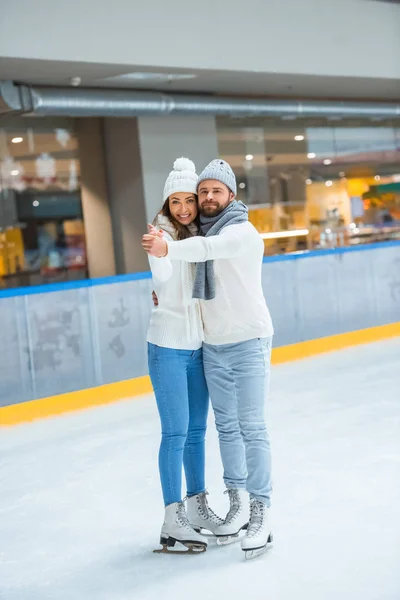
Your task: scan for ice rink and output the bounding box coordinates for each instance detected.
[1,339,400,600]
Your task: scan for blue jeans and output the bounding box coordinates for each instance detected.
[202,337,273,506]
[148,343,209,507]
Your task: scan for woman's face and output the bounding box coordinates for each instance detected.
[168,192,198,225]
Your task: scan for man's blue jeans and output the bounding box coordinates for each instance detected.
[203,337,273,506]
[148,343,209,506]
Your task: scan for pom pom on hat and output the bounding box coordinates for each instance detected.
[163,156,198,201]
[173,157,196,173]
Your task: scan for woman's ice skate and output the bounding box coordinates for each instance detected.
[186,491,224,535]
[153,501,207,555]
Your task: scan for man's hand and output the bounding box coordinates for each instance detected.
[142,232,168,257]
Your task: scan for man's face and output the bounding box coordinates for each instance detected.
[198,179,235,217]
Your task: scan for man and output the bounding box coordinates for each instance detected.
[142,159,274,559]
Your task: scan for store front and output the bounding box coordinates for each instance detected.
[1,101,400,290]
[216,117,400,255]
[0,117,86,289]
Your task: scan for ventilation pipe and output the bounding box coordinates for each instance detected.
[1,80,399,119]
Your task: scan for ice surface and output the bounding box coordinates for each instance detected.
[1,339,400,600]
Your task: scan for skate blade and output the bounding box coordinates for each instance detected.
[193,528,217,538]
[216,534,240,546]
[216,523,248,546]
[243,534,273,561]
[153,537,207,555]
[153,544,206,555]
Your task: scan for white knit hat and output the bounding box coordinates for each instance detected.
[163,157,198,201]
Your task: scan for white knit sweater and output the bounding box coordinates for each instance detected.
[146,220,203,351]
[167,222,274,345]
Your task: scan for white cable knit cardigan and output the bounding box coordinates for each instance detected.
[146,215,203,350]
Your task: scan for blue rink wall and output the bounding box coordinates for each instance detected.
[0,241,399,409]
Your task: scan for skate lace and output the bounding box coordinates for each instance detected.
[196,492,224,526]
[223,489,242,525]
[176,502,194,530]
[247,500,265,538]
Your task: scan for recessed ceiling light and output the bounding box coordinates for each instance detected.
[11,137,23,144]
[306,179,312,185]
[374,175,381,181]
[70,77,82,87]
[323,159,332,165]
[11,169,19,176]
[239,182,246,189]
[33,200,39,207]
[307,153,316,159]
[294,135,305,141]
[325,180,333,187]
[245,154,254,161]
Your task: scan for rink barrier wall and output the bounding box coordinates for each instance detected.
[0,240,399,426]
[1,320,399,427]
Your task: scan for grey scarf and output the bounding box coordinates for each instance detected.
[192,200,248,300]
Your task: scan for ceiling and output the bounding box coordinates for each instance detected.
[1,57,400,101]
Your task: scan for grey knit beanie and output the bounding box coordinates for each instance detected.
[197,159,237,196]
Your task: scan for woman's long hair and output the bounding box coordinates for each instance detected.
[154,196,200,241]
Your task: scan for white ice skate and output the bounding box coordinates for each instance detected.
[214,488,249,546]
[154,501,207,555]
[186,491,224,535]
[241,498,273,560]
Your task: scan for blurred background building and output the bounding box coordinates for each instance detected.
[0,0,399,289]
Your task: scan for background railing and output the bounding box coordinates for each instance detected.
[1,241,399,408]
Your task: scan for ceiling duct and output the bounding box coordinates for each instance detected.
[1,80,400,119]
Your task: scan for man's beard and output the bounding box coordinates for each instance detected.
[199,205,222,217]
[200,201,229,217]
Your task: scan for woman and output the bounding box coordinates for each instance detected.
[147,158,223,554]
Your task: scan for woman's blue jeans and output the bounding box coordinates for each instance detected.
[148,343,209,507]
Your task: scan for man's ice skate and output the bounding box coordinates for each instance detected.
[241,498,273,560]
[153,501,207,555]
[214,488,249,546]
[186,491,224,535]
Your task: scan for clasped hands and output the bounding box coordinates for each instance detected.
[142,224,168,257]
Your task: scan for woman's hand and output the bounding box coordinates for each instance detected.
[147,224,164,237]
[142,230,168,257]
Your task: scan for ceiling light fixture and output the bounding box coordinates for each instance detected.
[307,153,316,159]
[245,154,254,161]
[374,175,381,181]
[294,135,305,141]
[325,180,333,187]
[104,72,197,83]
[323,159,332,165]
[11,137,23,144]
[11,169,19,176]
[32,200,39,207]
[306,179,312,185]
[239,183,246,189]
